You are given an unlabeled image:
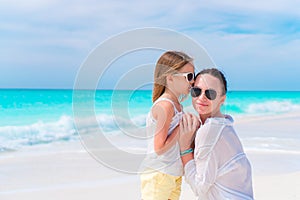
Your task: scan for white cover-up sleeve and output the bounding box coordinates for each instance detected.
[184,150,218,197]
[184,123,223,198]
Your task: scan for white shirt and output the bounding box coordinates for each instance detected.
[184,115,254,199]
[141,97,183,176]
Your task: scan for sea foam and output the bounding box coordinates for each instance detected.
[246,100,300,114]
[0,114,147,152]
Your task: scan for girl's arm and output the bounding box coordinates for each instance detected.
[152,101,178,155]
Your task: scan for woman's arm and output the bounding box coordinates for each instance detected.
[184,150,218,197]
[179,113,199,166]
[179,114,218,197]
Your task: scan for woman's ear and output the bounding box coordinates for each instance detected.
[219,95,226,106]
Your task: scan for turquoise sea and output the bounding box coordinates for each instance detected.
[1,89,300,152]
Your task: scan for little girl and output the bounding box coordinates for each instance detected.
[140,51,195,200]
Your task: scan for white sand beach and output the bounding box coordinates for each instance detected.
[1,112,300,200]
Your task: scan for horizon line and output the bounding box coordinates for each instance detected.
[0,88,299,92]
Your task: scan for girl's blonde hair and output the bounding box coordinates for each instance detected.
[152,51,193,102]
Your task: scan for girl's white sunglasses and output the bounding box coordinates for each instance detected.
[173,72,194,82]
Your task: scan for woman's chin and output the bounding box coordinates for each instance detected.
[196,107,210,115]
[196,107,205,114]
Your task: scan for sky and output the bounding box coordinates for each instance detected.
[0,0,300,91]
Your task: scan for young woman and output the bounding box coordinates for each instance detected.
[140,51,194,200]
[179,68,254,200]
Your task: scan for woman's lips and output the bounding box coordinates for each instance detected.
[197,102,208,107]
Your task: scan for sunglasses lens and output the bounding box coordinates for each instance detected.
[205,89,217,100]
[191,87,217,100]
[191,87,201,97]
[187,73,194,81]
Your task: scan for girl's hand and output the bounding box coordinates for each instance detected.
[179,113,200,151]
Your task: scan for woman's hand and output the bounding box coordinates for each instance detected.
[179,113,200,151]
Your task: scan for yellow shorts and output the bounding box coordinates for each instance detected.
[140,170,182,200]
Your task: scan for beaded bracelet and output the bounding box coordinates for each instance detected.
[180,148,193,156]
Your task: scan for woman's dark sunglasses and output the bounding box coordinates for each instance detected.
[190,87,217,100]
[173,72,194,82]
